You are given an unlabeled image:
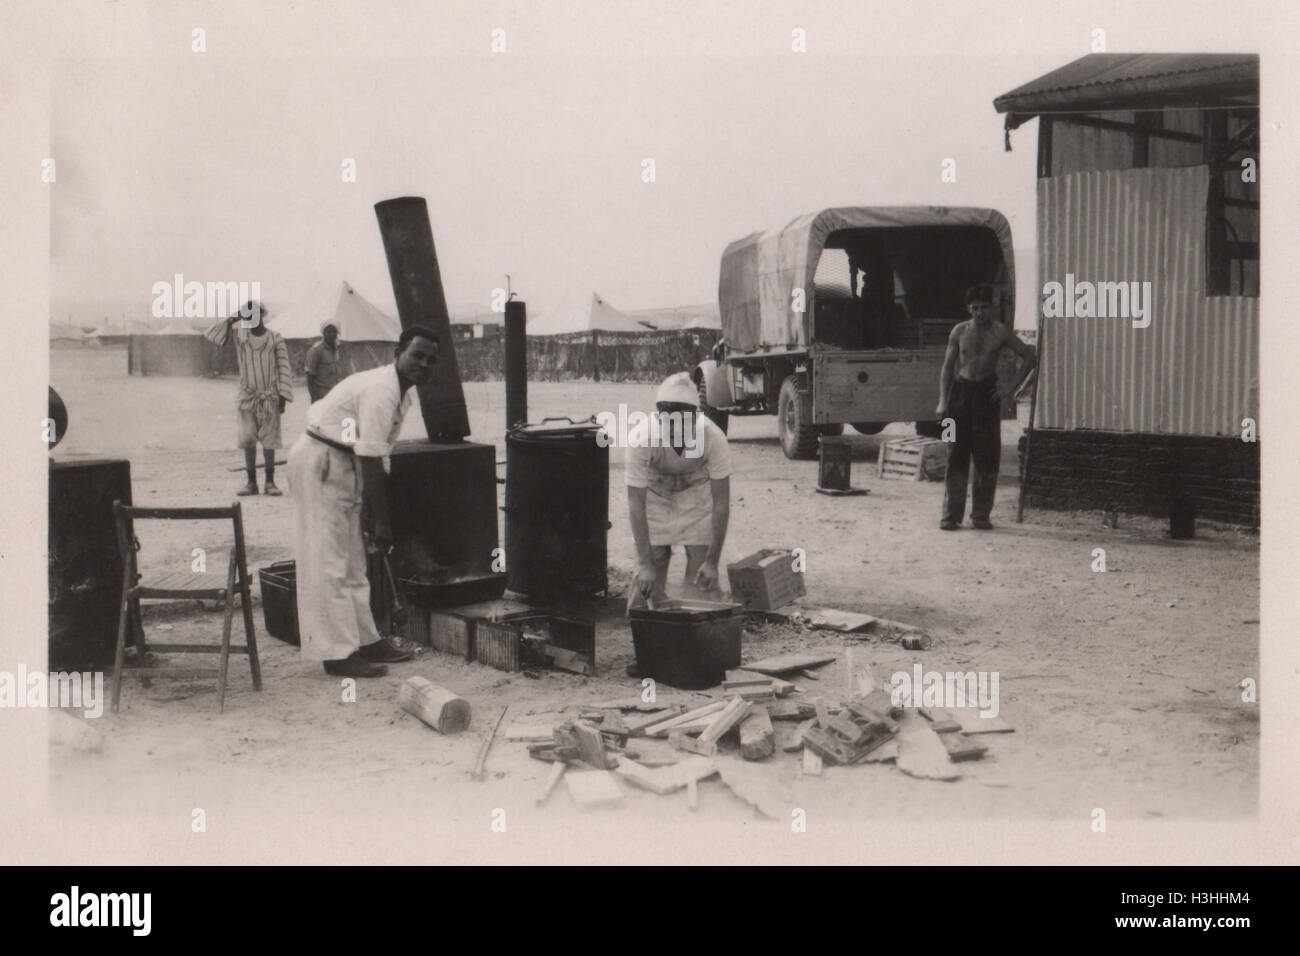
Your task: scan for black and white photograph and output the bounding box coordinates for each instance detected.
[3,0,1298,886]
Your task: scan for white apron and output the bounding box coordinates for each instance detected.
[644,448,714,547]
[286,434,384,661]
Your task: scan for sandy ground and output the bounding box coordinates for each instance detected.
[42,347,1259,855]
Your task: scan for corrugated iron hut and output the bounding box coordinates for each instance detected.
[996,54,1259,526]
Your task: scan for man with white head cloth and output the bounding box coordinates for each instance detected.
[304,319,351,403]
[625,372,732,608]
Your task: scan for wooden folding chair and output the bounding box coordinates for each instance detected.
[110,502,262,713]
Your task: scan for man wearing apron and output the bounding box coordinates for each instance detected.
[286,326,439,678]
[626,372,732,608]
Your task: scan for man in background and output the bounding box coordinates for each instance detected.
[305,320,350,403]
[205,301,293,496]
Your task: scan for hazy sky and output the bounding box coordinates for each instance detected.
[46,0,1269,325]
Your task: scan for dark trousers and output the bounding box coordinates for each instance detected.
[943,377,1001,523]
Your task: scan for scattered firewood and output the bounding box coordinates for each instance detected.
[802,747,823,776]
[643,700,728,737]
[941,733,989,762]
[739,705,775,760]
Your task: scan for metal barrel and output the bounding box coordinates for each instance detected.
[504,299,527,430]
[373,197,470,440]
[504,419,608,598]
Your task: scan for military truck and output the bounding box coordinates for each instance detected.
[693,206,1017,458]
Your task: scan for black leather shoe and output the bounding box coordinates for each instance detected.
[940,520,959,531]
[971,518,993,530]
[359,638,413,663]
[323,651,388,678]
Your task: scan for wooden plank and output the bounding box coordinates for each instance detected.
[766,699,815,721]
[564,770,624,808]
[571,721,609,770]
[918,707,961,734]
[624,705,684,736]
[948,708,1015,735]
[814,697,831,729]
[828,712,868,745]
[738,705,774,761]
[802,747,823,776]
[783,718,817,753]
[742,653,837,676]
[471,705,509,779]
[942,733,988,762]
[642,700,727,737]
[725,669,796,695]
[535,761,566,805]
[503,722,555,742]
[802,726,860,765]
[698,697,752,745]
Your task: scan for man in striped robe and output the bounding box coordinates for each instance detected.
[205,301,294,495]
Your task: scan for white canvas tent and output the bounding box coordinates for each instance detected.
[271,280,401,372]
[626,303,722,331]
[128,319,223,376]
[527,291,653,336]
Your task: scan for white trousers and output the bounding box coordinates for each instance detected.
[287,434,383,662]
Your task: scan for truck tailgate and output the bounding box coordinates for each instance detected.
[811,350,943,425]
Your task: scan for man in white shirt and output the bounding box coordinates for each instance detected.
[286,326,439,678]
[626,372,732,608]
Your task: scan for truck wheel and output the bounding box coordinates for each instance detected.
[915,421,943,439]
[778,376,819,460]
[852,422,887,435]
[697,377,728,434]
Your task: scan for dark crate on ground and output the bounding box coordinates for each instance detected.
[817,436,853,490]
[401,599,536,660]
[474,613,597,674]
[628,599,743,690]
[258,560,300,645]
[726,549,806,611]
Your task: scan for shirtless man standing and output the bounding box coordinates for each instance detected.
[935,284,1036,530]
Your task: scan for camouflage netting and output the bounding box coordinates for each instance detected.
[457,329,722,383]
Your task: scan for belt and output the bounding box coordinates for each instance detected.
[307,429,353,454]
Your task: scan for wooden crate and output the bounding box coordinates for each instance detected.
[878,437,947,481]
[727,549,806,611]
[402,599,536,661]
[475,613,596,675]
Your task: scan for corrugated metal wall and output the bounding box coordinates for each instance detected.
[1036,166,1259,436]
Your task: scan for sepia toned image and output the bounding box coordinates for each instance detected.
[4,1,1297,874]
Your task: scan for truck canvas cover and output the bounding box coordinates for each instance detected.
[718,206,1015,353]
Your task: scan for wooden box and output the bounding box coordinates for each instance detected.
[727,549,806,611]
[878,437,947,481]
[474,613,596,675]
[402,599,535,660]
